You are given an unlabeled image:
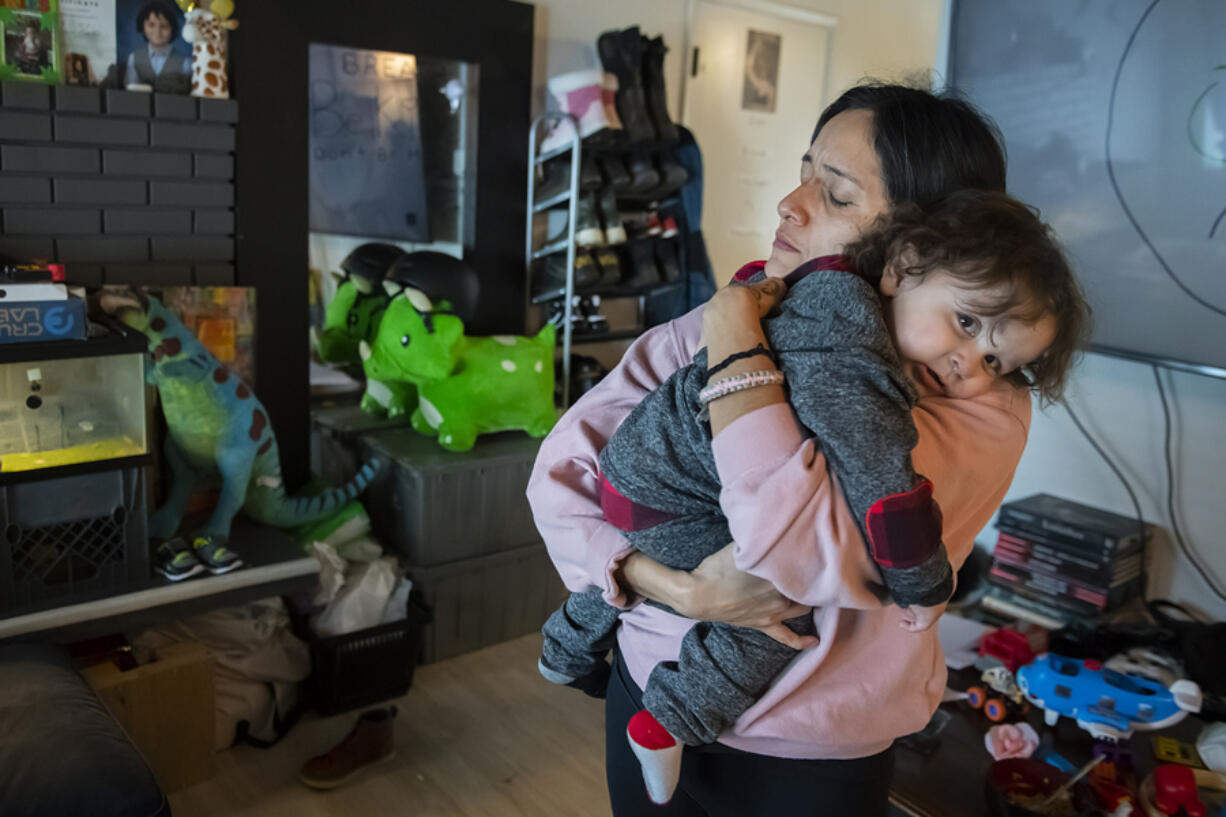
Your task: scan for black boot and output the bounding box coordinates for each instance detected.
[624,239,662,288]
[598,154,632,192]
[651,151,689,198]
[597,188,626,245]
[592,247,623,285]
[598,27,655,145]
[655,237,682,283]
[580,154,603,192]
[625,152,660,196]
[642,35,679,144]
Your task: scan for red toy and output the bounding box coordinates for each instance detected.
[1153,764,1206,817]
[979,626,1045,673]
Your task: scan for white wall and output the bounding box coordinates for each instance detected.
[529,0,946,126]
[979,355,1226,620]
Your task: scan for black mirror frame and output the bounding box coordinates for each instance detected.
[231,0,534,487]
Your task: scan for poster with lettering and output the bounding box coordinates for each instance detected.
[308,43,430,243]
[60,0,115,85]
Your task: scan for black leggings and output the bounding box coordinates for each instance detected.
[605,651,895,817]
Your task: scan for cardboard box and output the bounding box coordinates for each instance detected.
[82,641,216,793]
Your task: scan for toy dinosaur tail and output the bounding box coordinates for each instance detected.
[244,455,383,528]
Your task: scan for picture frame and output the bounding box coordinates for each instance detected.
[0,0,61,85]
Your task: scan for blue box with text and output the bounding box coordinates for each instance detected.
[0,298,88,344]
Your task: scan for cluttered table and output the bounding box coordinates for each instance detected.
[887,609,1225,817]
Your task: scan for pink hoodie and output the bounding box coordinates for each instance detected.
[527,303,1031,759]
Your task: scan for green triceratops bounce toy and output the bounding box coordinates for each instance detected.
[360,283,557,451]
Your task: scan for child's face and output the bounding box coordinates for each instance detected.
[880,263,1057,400]
[143,12,173,48]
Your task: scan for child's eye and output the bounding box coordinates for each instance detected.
[957,313,979,333]
[985,354,1001,373]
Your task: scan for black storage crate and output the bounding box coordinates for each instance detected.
[358,428,543,567]
[309,402,413,487]
[0,465,149,616]
[306,590,432,716]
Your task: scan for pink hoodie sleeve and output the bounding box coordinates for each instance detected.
[712,384,1031,608]
[527,307,702,608]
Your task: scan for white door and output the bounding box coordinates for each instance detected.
[684,1,832,282]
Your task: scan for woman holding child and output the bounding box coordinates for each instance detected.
[528,83,1089,816]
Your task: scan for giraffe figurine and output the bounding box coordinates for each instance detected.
[182,3,238,99]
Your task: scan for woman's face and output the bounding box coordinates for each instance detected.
[764,109,890,278]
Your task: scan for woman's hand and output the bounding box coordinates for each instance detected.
[617,547,818,650]
[698,276,788,350]
[679,546,819,650]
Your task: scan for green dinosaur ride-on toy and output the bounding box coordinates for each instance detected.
[361,283,557,451]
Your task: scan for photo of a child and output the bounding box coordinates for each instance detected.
[2,12,52,77]
[117,0,190,93]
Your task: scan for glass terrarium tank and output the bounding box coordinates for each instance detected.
[0,332,148,475]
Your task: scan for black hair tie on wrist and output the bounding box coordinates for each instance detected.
[706,343,777,379]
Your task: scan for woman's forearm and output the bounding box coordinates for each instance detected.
[704,322,785,437]
[615,552,690,610]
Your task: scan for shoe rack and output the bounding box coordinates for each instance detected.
[526,111,582,408]
[527,116,685,408]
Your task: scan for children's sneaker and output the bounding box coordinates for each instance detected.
[155,540,205,582]
[192,535,243,575]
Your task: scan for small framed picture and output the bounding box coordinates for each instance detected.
[0,1,60,84]
[742,29,780,114]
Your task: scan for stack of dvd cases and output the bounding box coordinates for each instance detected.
[984,494,1149,627]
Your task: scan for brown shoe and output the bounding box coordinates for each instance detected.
[299,706,397,790]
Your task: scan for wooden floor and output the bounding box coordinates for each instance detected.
[170,634,611,817]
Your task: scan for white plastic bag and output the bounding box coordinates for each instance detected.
[380,576,413,625]
[310,541,347,608]
[311,556,399,637]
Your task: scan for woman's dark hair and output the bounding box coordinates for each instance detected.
[814,82,1008,206]
[136,0,180,41]
[845,189,1091,404]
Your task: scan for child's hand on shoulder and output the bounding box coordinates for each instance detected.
[899,600,947,633]
[699,277,787,349]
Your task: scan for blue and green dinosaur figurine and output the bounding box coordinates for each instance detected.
[102,288,382,567]
[361,283,558,451]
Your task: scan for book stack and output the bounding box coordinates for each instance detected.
[983,493,1149,627]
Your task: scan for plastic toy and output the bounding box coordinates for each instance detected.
[101,289,380,541]
[979,626,1043,673]
[363,284,557,451]
[966,665,1031,722]
[1016,653,1202,741]
[1153,765,1207,817]
[314,244,402,366]
[1106,647,1183,687]
[180,0,238,99]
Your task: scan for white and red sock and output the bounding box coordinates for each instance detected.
[627,709,682,805]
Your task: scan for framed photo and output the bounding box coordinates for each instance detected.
[115,0,190,93]
[742,29,780,114]
[0,0,60,84]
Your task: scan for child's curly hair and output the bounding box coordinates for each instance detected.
[844,189,1091,403]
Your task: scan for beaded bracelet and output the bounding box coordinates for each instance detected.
[706,342,777,379]
[697,369,786,414]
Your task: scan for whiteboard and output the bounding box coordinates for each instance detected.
[949,0,1226,375]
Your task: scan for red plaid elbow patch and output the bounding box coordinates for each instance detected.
[600,474,680,532]
[864,481,943,568]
